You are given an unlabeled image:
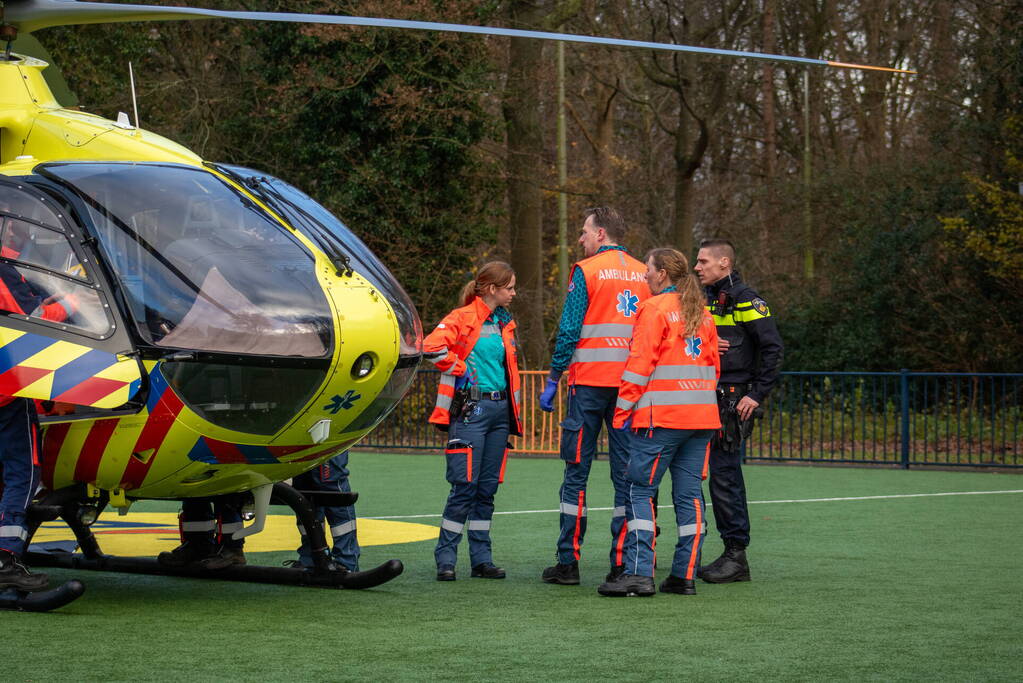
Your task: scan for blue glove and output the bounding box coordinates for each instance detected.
[616,416,633,431]
[539,377,559,412]
[454,374,469,391]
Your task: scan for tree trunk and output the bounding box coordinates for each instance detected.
[503,2,547,369]
[760,0,777,247]
[672,102,696,256]
[673,170,696,256]
[592,77,617,199]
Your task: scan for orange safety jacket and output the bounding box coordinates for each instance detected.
[613,292,722,430]
[0,249,71,324]
[423,296,522,435]
[567,248,650,387]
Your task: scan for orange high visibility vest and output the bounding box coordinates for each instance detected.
[422,297,522,435]
[567,248,650,387]
[613,293,721,430]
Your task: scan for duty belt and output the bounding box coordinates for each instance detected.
[469,387,508,401]
[717,382,751,402]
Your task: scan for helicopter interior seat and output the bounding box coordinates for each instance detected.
[131,196,222,339]
[156,223,327,357]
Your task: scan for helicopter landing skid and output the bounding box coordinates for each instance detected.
[23,552,403,589]
[24,481,403,590]
[0,579,86,612]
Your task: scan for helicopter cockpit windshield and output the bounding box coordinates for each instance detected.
[208,163,422,361]
[206,164,424,434]
[40,163,333,358]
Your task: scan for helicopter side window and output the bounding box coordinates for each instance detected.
[0,195,111,337]
[0,189,64,230]
[1,218,88,279]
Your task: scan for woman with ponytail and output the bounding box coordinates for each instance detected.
[422,262,522,581]
[598,248,721,598]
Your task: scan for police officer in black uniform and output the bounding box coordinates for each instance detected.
[693,239,782,583]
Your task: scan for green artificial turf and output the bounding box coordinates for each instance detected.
[8,452,1022,682]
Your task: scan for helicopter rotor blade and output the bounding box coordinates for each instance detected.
[4,0,914,74]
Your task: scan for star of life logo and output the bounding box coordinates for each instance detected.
[685,336,702,359]
[616,289,639,317]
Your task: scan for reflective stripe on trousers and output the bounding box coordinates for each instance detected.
[435,398,509,569]
[555,385,632,566]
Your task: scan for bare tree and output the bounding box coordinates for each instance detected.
[502,0,580,368]
[628,0,756,255]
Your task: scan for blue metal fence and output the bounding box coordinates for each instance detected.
[362,370,1023,469]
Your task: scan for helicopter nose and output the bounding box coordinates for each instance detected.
[270,272,421,450]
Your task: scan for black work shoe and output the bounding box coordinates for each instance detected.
[605,564,625,582]
[699,541,751,584]
[199,546,246,571]
[436,567,456,581]
[157,541,216,568]
[0,550,49,592]
[471,563,506,579]
[541,561,579,585]
[659,574,697,595]
[597,573,656,597]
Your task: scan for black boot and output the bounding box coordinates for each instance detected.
[605,564,625,582]
[597,573,655,597]
[471,563,506,579]
[199,545,246,571]
[659,574,696,595]
[541,561,580,585]
[698,539,751,583]
[0,550,49,592]
[157,541,216,568]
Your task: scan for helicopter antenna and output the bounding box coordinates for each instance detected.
[128,60,139,129]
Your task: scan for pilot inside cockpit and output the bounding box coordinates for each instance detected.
[0,203,78,324]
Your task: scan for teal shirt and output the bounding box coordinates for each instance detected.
[465,308,510,392]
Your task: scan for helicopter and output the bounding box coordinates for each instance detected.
[0,0,911,611]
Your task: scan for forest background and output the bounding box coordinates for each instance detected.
[36,0,1023,372]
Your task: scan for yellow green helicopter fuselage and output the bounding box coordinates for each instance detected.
[0,54,421,502]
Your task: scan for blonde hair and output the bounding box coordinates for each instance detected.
[460,261,515,307]
[646,248,705,338]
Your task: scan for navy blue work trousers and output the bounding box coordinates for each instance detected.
[0,398,40,558]
[180,497,244,550]
[555,384,631,567]
[292,450,360,571]
[707,437,751,546]
[435,398,510,570]
[621,428,712,579]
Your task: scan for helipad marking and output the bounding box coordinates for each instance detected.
[366,489,1023,520]
[33,512,438,555]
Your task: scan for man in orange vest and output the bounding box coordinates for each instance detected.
[539,207,651,585]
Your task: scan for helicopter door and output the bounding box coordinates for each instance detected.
[0,178,142,413]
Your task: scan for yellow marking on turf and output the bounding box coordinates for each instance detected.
[32,511,438,556]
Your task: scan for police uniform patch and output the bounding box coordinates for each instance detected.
[751,298,769,316]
